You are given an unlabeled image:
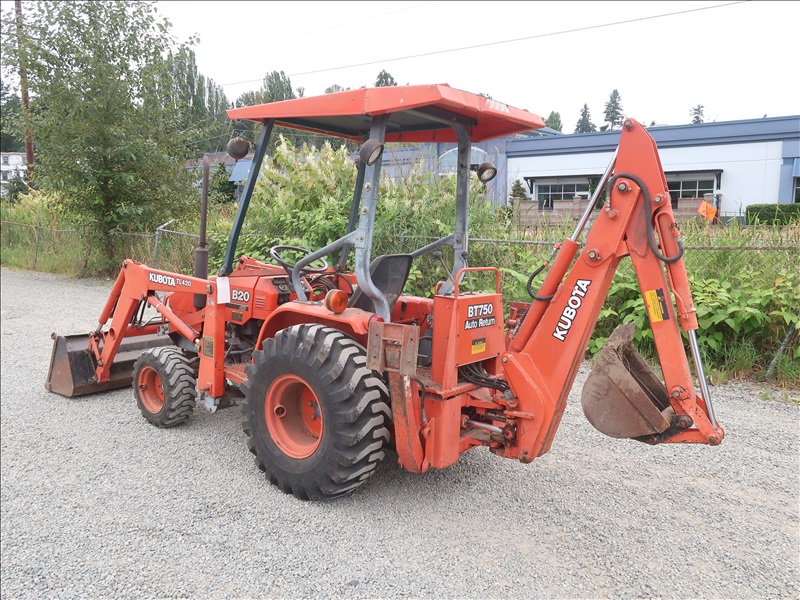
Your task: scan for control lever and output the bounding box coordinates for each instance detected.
[434,251,457,289]
[461,251,474,293]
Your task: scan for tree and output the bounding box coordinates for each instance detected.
[260,71,296,103]
[325,84,350,94]
[209,162,236,204]
[156,48,230,154]
[1,0,198,273]
[574,104,597,133]
[544,111,562,132]
[2,172,29,204]
[375,70,397,87]
[603,89,624,130]
[509,179,528,203]
[690,104,705,124]
[0,82,24,152]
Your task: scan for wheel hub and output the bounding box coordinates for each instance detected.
[137,366,165,413]
[265,375,323,458]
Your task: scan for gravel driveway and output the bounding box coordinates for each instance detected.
[1,266,798,600]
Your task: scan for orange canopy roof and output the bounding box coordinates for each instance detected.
[226,84,544,143]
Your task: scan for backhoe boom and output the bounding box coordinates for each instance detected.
[502,118,723,462]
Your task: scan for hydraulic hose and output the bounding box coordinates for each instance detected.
[608,172,685,264]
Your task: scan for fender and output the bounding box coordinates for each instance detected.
[256,303,376,349]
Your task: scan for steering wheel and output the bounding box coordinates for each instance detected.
[269,245,329,276]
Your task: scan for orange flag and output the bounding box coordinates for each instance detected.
[697,200,717,222]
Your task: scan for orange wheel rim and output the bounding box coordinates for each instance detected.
[138,366,164,413]
[265,375,323,458]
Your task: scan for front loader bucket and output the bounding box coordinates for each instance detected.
[45,332,173,398]
[581,323,673,439]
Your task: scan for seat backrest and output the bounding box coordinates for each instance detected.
[348,254,414,314]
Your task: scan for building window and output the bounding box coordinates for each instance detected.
[536,183,590,211]
[667,178,715,208]
[1,156,8,166]
[794,177,799,203]
[1,171,9,181]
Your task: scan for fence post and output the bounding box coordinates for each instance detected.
[33,219,41,271]
[151,219,175,269]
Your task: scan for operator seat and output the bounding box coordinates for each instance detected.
[348,253,413,315]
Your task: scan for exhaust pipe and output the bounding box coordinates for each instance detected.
[193,156,210,310]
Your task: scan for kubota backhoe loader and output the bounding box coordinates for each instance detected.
[46,84,724,500]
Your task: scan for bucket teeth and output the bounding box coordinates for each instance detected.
[581,323,672,439]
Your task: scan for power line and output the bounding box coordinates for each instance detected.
[198,1,436,61]
[220,1,750,88]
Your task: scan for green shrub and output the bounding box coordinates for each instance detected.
[746,203,800,225]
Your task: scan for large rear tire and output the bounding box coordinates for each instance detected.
[241,324,391,500]
[132,347,197,427]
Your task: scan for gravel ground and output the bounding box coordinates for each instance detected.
[1,266,798,600]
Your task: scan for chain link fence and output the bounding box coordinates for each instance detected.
[1,220,201,276]
[3,219,797,280]
[3,218,796,379]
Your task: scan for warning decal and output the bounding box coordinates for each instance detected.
[471,338,486,354]
[644,289,669,323]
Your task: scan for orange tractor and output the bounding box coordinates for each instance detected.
[46,85,724,500]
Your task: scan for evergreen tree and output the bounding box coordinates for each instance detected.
[544,111,562,132]
[509,179,528,203]
[603,89,624,130]
[574,104,597,133]
[690,104,705,124]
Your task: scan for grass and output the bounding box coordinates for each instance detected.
[2,182,797,387]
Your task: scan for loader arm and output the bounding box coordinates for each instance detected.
[501,119,723,461]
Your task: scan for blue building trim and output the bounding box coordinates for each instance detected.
[507,115,800,157]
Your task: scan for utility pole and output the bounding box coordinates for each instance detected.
[15,0,34,182]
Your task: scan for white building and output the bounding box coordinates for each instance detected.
[506,115,800,222]
[0,152,28,197]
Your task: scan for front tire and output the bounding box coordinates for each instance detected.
[132,347,197,427]
[241,324,391,500]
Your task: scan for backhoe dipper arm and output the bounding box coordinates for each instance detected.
[502,119,723,462]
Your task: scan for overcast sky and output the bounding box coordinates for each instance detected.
[6,1,797,130]
[152,0,798,129]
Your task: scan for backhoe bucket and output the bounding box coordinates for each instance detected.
[45,332,173,398]
[581,323,673,439]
